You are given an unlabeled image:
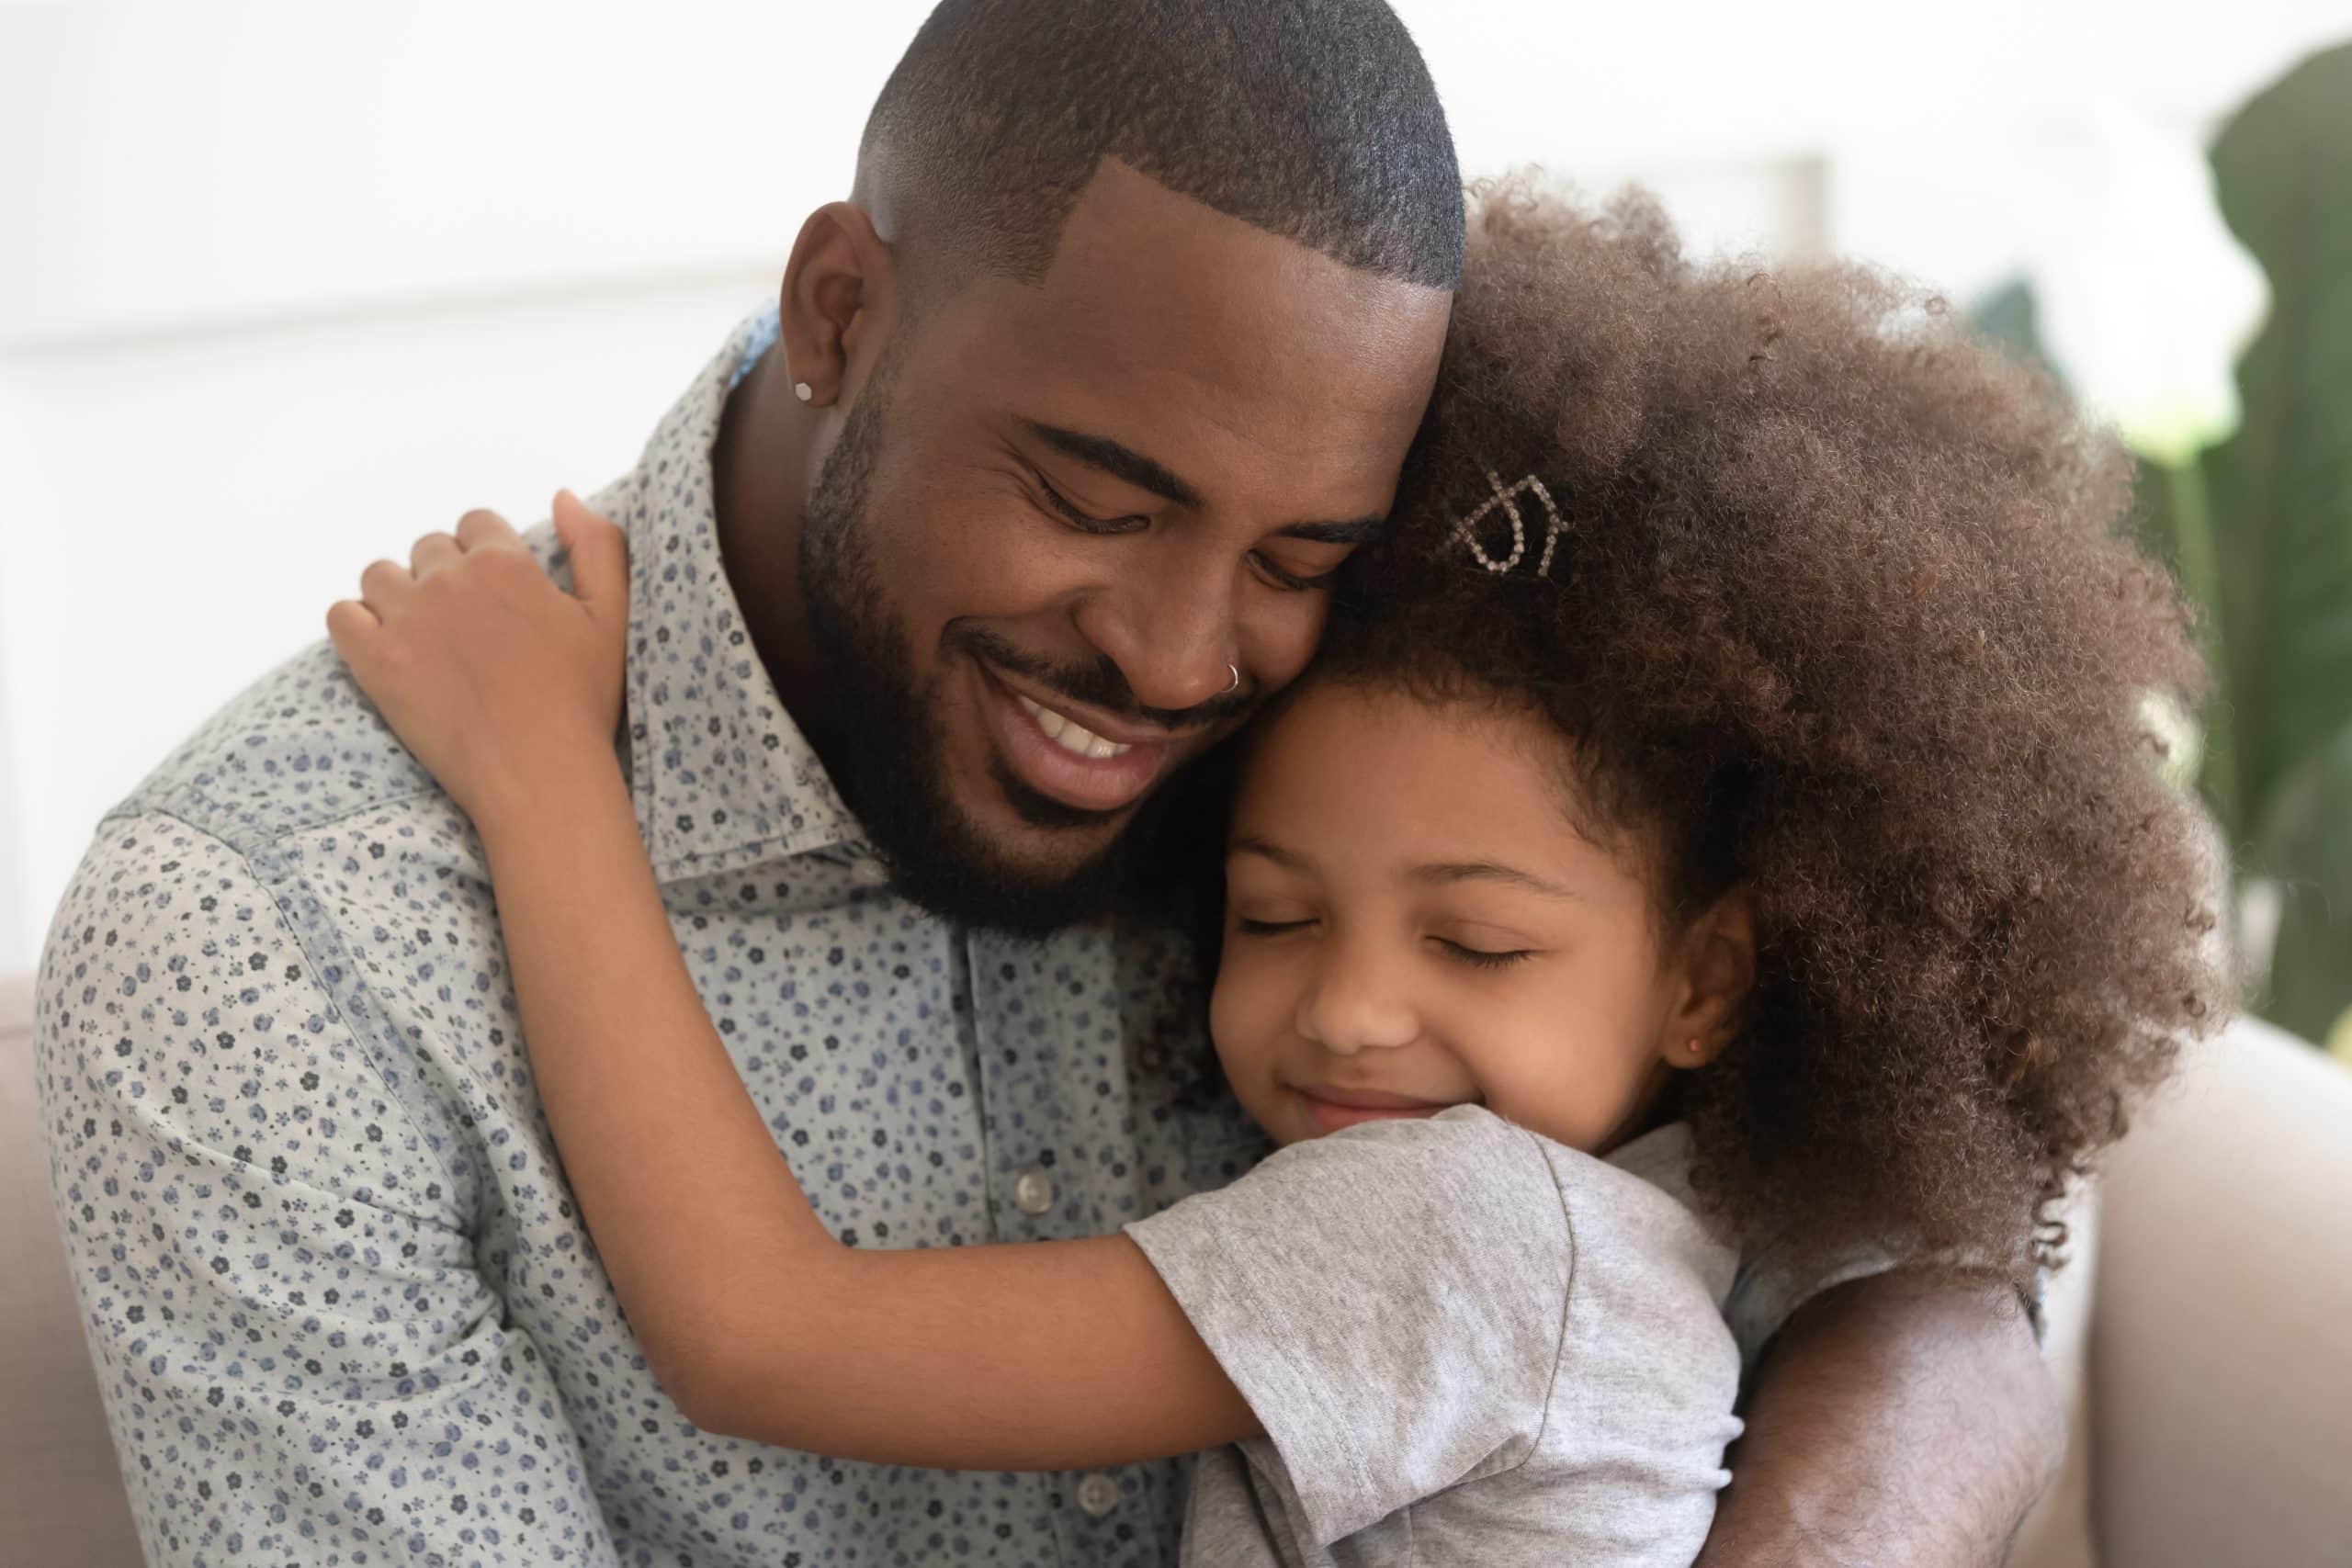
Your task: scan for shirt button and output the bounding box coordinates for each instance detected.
[1076,1472,1120,1517]
[1013,1166,1056,1214]
[847,856,890,888]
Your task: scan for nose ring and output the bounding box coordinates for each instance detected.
[1225,662,1243,695]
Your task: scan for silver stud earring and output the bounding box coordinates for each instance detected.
[794,381,815,403]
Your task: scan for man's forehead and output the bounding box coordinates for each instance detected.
[921,162,1449,502]
[1048,161,1445,393]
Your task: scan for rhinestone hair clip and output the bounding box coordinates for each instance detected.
[1452,468,1567,577]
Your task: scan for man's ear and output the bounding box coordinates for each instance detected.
[1662,886,1758,1070]
[778,201,897,409]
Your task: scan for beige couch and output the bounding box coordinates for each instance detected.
[4,968,143,1563]
[6,967,2348,1566]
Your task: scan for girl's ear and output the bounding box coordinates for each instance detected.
[1661,886,1758,1070]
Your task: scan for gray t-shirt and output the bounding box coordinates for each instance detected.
[1125,1106,1743,1567]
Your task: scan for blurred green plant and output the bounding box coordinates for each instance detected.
[1979,43,2352,1046]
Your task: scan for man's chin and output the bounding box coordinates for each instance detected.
[960,806,1136,897]
[989,758,1139,834]
[881,840,1129,936]
[860,775,1142,935]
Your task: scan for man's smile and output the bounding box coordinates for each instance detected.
[968,657,1190,816]
[1011,690,1136,759]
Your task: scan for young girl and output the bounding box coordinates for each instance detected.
[327,187,2222,1565]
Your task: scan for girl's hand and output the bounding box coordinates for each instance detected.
[326,491,629,831]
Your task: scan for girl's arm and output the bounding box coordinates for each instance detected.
[327,495,1258,1471]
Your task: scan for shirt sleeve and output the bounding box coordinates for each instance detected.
[1123,1106,1570,1548]
[1724,1244,2049,1368]
[34,814,620,1568]
[1721,1247,1898,1366]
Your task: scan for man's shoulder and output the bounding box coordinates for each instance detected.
[112,637,441,853]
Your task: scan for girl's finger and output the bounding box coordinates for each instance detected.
[409,531,464,579]
[324,599,381,675]
[552,490,630,608]
[359,558,416,617]
[324,598,379,640]
[455,508,526,554]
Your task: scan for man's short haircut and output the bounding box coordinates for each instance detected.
[858,0,1464,291]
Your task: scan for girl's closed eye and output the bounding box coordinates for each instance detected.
[1426,923,1545,970]
[1430,937,1536,969]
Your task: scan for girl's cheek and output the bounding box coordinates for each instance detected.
[1208,960,1283,1068]
[1453,1005,1591,1129]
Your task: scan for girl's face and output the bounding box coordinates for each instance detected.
[1210,679,1749,1154]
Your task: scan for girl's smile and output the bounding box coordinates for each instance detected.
[1286,1082,1467,1134]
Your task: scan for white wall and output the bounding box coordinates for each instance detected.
[5,0,2351,969]
[0,280,771,968]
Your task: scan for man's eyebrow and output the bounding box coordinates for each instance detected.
[1275,515,1388,547]
[1408,861,1584,900]
[1023,422,1205,510]
[1227,835,1310,872]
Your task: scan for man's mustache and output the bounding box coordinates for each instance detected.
[948,625,1254,735]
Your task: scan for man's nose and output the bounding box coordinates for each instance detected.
[1295,940,1419,1055]
[1071,538,1239,717]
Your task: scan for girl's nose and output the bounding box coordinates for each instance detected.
[1295,949,1419,1055]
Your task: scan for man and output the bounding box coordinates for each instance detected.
[34,3,2059,1564]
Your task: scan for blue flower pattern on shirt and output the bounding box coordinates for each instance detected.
[32,309,1271,1568]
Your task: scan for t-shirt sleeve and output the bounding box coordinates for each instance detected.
[1722,1247,1897,1366]
[1123,1106,1570,1548]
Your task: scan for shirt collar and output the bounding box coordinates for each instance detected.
[604,305,864,884]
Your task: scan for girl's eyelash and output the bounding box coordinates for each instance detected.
[1433,939,1534,970]
[1235,920,1530,970]
[1234,917,1313,936]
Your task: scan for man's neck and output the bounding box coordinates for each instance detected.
[712,344,829,739]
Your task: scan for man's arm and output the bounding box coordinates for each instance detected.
[1694,1269,2064,1568]
[35,813,619,1567]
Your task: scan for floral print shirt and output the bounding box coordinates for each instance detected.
[33,309,1270,1568]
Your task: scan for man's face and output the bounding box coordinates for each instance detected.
[800,162,1451,930]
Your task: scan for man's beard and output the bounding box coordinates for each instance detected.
[795,362,1207,935]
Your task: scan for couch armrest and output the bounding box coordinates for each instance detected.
[2089,1013,2352,1567]
[1,968,146,1566]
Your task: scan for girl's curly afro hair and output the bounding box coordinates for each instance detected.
[1318,181,2230,1280]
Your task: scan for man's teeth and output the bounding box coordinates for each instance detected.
[1013,693,1135,760]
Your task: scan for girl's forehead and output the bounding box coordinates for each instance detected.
[1232,680,1610,871]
